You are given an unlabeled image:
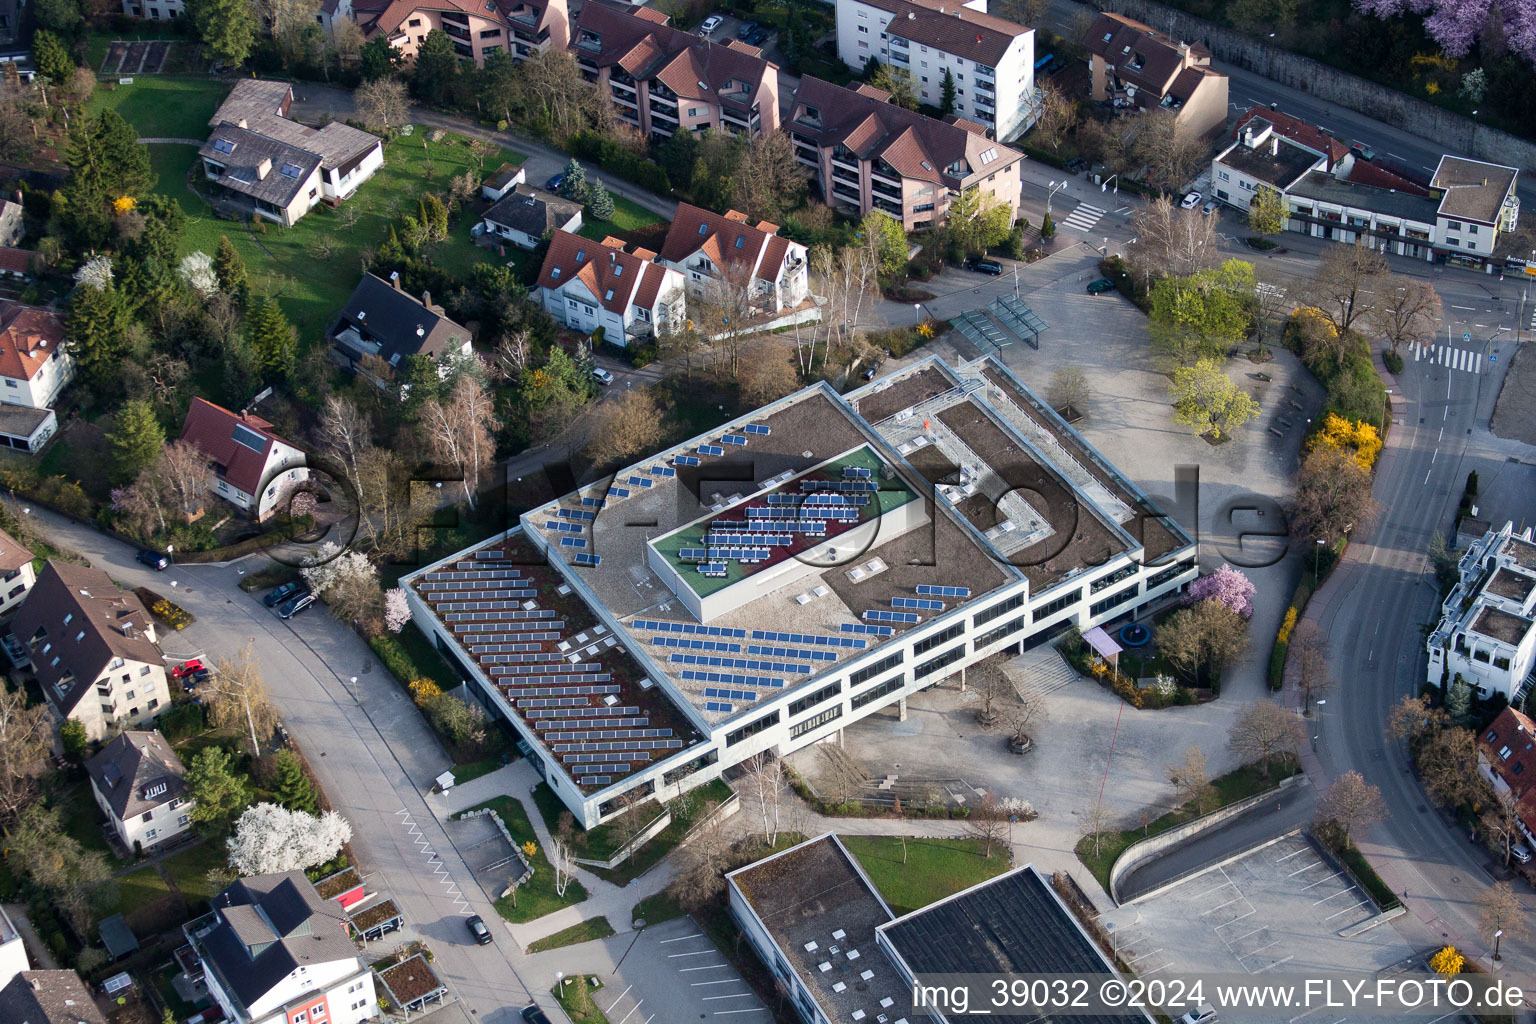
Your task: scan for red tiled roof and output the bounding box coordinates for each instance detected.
[537,231,674,316]
[1481,707,1536,836]
[1344,159,1432,197]
[856,0,1032,67]
[361,0,563,39]
[631,4,668,24]
[1233,108,1349,167]
[0,300,65,383]
[178,397,302,497]
[0,247,32,274]
[632,263,671,310]
[1084,12,1207,95]
[0,527,34,574]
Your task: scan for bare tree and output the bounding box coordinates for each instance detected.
[422,376,499,510]
[1228,700,1305,777]
[741,753,786,846]
[1130,109,1207,192]
[206,644,281,756]
[733,130,809,222]
[354,77,411,133]
[1250,274,1295,353]
[1298,241,1388,338]
[1126,196,1220,284]
[584,389,665,467]
[667,799,731,909]
[551,813,581,898]
[738,337,802,407]
[692,262,759,380]
[1290,619,1334,711]
[1168,745,1214,813]
[962,793,1009,859]
[1293,448,1379,544]
[489,331,530,382]
[1418,725,1482,807]
[330,16,365,65]
[1079,801,1115,859]
[1480,795,1523,866]
[794,244,879,376]
[158,440,215,522]
[1314,770,1386,848]
[318,395,378,546]
[517,50,593,142]
[1478,881,1529,955]
[1386,694,1448,744]
[816,745,866,806]
[0,686,52,828]
[1027,80,1078,154]
[1048,366,1089,416]
[1368,276,1442,356]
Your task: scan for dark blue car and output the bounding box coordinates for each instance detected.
[545,172,565,192]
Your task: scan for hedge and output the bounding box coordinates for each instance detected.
[567,131,671,196]
[1335,842,1402,912]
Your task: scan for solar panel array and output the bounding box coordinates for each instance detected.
[704,700,733,713]
[802,479,877,492]
[559,508,596,521]
[722,434,748,446]
[753,629,867,649]
[650,464,676,477]
[652,636,742,653]
[748,644,838,662]
[559,536,587,548]
[698,444,725,457]
[670,653,810,674]
[917,584,970,598]
[627,475,655,488]
[698,562,728,577]
[633,619,749,638]
[843,466,873,479]
[675,454,701,467]
[572,553,601,566]
[709,532,791,547]
[608,486,631,499]
[892,597,943,611]
[864,610,920,624]
[582,496,603,507]
[703,687,758,702]
[683,669,784,689]
[706,546,769,562]
[842,622,895,636]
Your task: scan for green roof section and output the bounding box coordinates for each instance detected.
[650,446,917,599]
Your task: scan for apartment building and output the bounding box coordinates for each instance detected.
[573,1,779,141]
[0,972,108,1024]
[86,729,193,854]
[788,76,1023,231]
[536,230,685,346]
[13,561,170,743]
[657,203,810,316]
[0,528,36,620]
[834,0,1036,141]
[1428,521,1536,702]
[1478,706,1536,846]
[1083,12,1227,140]
[355,0,569,66]
[119,0,182,19]
[0,299,72,453]
[401,355,1196,827]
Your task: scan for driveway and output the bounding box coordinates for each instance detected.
[15,506,562,1024]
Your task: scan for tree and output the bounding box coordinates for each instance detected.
[938,68,957,117]
[1148,261,1256,368]
[1079,801,1115,859]
[1048,366,1088,415]
[227,803,352,875]
[860,210,910,279]
[359,35,404,80]
[558,158,588,203]
[1386,693,1448,744]
[741,753,785,845]
[1127,197,1220,284]
[947,186,1015,258]
[33,0,82,33]
[869,63,918,109]
[551,814,581,898]
[331,16,366,66]
[213,235,248,300]
[247,298,297,380]
[1170,358,1260,441]
[1247,186,1286,239]
[1159,598,1249,689]
[423,376,499,509]
[1299,241,1388,338]
[187,0,259,66]
[1028,80,1078,154]
[1168,745,1214,813]
[1290,619,1334,711]
[355,76,411,133]
[587,182,615,221]
[733,131,808,222]
[410,30,461,107]
[300,542,378,594]
[737,338,801,407]
[1228,700,1305,776]
[1130,109,1207,192]
[1429,945,1465,976]
[7,805,114,933]
[1419,725,1481,807]
[962,793,1009,859]
[1314,770,1386,847]
[1352,0,1536,67]
[60,717,88,762]
[1446,676,1472,722]
[385,589,410,632]
[424,693,486,752]
[1368,277,1442,356]
[62,110,153,245]
[0,687,51,827]
[271,749,319,814]
[108,400,166,483]
[206,645,281,756]
[183,746,252,833]
[1293,448,1378,544]
[33,31,73,85]
[585,389,665,466]
[1186,563,1256,619]
[1477,881,1529,956]
[156,440,215,522]
[178,251,220,298]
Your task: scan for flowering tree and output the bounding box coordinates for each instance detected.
[301,545,377,594]
[1353,0,1536,65]
[227,804,352,875]
[74,255,113,290]
[384,588,410,632]
[1185,563,1255,619]
[178,252,219,297]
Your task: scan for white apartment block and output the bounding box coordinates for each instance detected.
[1428,521,1536,702]
[86,730,193,853]
[403,355,1196,828]
[834,0,1036,141]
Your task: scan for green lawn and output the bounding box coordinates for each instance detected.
[577,195,664,241]
[840,836,1012,916]
[113,865,173,916]
[88,77,229,140]
[552,977,609,1024]
[451,757,506,785]
[464,796,589,923]
[54,782,119,862]
[160,840,230,906]
[526,916,616,953]
[631,890,685,927]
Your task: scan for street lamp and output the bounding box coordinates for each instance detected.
[1312,699,1327,750]
[1045,179,1068,215]
[1494,928,1504,962]
[1101,174,1119,194]
[1314,538,1326,588]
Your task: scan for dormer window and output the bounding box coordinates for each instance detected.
[144,781,168,800]
[698,223,709,235]
[213,138,235,155]
[575,249,586,262]
[551,267,562,279]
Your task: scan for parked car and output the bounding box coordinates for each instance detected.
[592,367,615,385]
[136,549,170,570]
[1085,278,1117,294]
[1513,844,1532,864]
[736,19,758,38]
[967,258,1004,275]
[1201,200,1218,216]
[1350,141,1375,161]
[171,659,205,679]
[520,1007,552,1024]
[1066,157,1088,173]
[1180,191,1202,210]
[544,172,565,192]
[1177,1006,1217,1024]
[467,915,493,945]
[745,26,769,45]
[276,591,315,620]
[263,581,305,607]
[699,14,722,35]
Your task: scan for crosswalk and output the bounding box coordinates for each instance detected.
[1409,342,1482,373]
[1059,201,1105,233]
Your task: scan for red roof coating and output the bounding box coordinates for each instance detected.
[0,248,33,274]
[178,397,303,498]
[1344,159,1432,198]
[1233,108,1349,167]
[1481,706,1536,838]
[536,231,674,316]
[0,300,65,384]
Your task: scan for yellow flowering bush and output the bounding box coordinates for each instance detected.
[1309,413,1382,469]
[408,678,443,708]
[1277,607,1298,645]
[113,196,136,215]
[1429,945,1464,976]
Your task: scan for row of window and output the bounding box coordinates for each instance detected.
[726,711,780,747]
[915,644,965,680]
[788,681,842,718]
[790,705,843,739]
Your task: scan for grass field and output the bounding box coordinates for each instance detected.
[465,796,589,923]
[840,835,1012,916]
[577,195,664,241]
[526,916,615,953]
[553,977,609,1024]
[87,77,229,140]
[160,840,230,906]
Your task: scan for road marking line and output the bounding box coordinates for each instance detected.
[669,950,717,958]
[712,1010,768,1015]
[703,994,755,1001]
[1275,847,1310,862]
[605,986,634,1013]
[660,934,704,943]
[1313,888,1357,904]
[692,981,742,987]
[1452,304,1475,310]
[1186,881,1233,900]
[1227,926,1268,942]
[680,964,730,972]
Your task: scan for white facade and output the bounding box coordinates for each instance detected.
[212,440,310,521]
[0,561,34,619]
[120,0,184,18]
[539,274,684,347]
[321,144,384,203]
[1,345,72,410]
[90,781,193,852]
[0,906,29,992]
[60,655,172,743]
[202,946,377,1024]
[834,0,1035,140]
[1428,521,1536,701]
[483,209,582,250]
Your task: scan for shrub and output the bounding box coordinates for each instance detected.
[408,679,443,708]
[1383,350,1404,374]
[567,131,671,195]
[135,587,194,629]
[159,702,206,740]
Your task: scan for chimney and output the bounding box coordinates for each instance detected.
[1271,136,1279,157]
[389,271,401,290]
[1242,125,1253,146]
[421,289,432,308]
[256,157,272,180]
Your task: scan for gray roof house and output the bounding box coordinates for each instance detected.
[328,272,474,377]
[0,971,107,1024]
[480,185,584,249]
[86,729,192,854]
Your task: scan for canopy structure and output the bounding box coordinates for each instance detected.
[1083,625,1123,662]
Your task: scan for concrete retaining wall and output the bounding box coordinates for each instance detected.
[1064,0,1536,173]
[1108,774,1305,905]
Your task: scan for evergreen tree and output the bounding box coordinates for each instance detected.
[272,749,319,814]
[862,55,882,80]
[398,352,442,409]
[59,719,88,763]
[33,31,73,85]
[939,69,956,117]
[246,298,297,381]
[187,0,258,67]
[558,158,588,203]
[410,30,460,106]
[359,35,403,81]
[65,284,134,394]
[214,235,248,300]
[1446,677,1472,723]
[107,400,166,483]
[587,182,614,221]
[61,110,153,246]
[420,193,449,241]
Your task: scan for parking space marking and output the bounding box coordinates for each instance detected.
[703,994,756,1001]
[712,1010,768,1015]
[1275,846,1311,862]
[612,1001,645,1024]
[604,986,634,1013]
[1201,894,1248,914]
[1324,899,1371,920]
[1286,859,1326,877]
[1313,888,1357,905]
[1299,871,1347,891]
[1186,880,1233,900]
[1238,939,1281,958]
[1251,954,1296,973]
[680,964,730,972]
[659,933,704,943]
[691,980,740,987]
[668,950,717,957]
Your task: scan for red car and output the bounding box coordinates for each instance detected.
[171,659,205,679]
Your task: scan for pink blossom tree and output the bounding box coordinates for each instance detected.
[1352,0,1536,65]
[1185,563,1256,619]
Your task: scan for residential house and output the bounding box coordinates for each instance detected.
[200,80,383,227]
[0,527,36,619]
[119,0,183,18]
[179,398,309,521]
[355,0,570,66]
[12,561,170,743]
[86,729,193,854]
[536,230,685,346]
[834,0,1036,141]
[328,272,474,376]
[1428,520,1536,701]
[1431,154,1520,268]
[0,971,108,1024]
[481,160,528,200]
[657,203,810,317]
[479,185,583,248]
[0,198,21,247]
[1477,706,1536,846]
[0,907,28,992]
[183,872,379,1024]
[0,299,72,452]
[572,2,780,142]
[788,76,1024,231]
[1083,12,1227,141]
[0,248,32,280]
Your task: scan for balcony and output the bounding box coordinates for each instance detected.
[651,106,679,124]
[610,91,637,109]
[873,197,902,217]
[871,168,902,189]
[890,36,908,48]
[831,155,858,174]
[722,107,750,128]
[443,22,471,41]
[871,179,902,201]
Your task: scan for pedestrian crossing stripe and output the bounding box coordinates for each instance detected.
[1408,343,1481,373]
[1060,202,1106,232]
